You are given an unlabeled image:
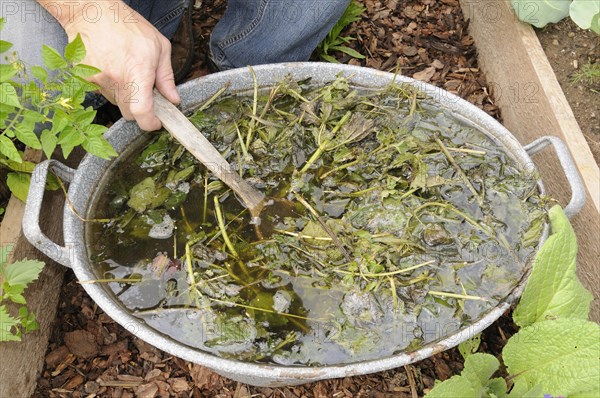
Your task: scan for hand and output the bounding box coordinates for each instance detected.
[39,0,180,131]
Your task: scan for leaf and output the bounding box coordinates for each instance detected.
[513,206,592,327]
[6,172,31,202]
[503,318,600,396]
[329,45,366,59]
[40,129,58,159]
[14,125,41,149]
[30,66,49,83]
[128,177,156,213]
[458,334,481,360]
[425,353,501,397]
[50,109,69,134]
[64,33,86,63]
[0,135,22,163]
[507,382,544,398]
[82,135,118,160]
[75,108,97,126]
[511,0,571,28]
[41,44,68,69]
[2,258,45,286]
[0,64,17,82]
[570,0,600,33]
[425,376,477,397]
[0,305,21,342]
[461,353,501,388]
[70,64,101,78]
[0,82,21,108]
[83,124,108,136]
[0,40,12,54]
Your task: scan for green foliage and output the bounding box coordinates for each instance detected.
[317,0,366,63]
[427,354,507,397]
[504,318,600,396]
[513,206,592,326]
[458,334,481,360]
[0,245,45,341]
[425,206,600,397]
[0,19,117,202]
[572,62,600,85]
[511,0,600,34]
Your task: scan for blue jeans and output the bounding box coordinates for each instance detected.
[1,0,349,71]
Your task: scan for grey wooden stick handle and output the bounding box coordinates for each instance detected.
[153,90,265,212]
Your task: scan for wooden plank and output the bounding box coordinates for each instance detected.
[460,0,600,321]
[0,150,66,398]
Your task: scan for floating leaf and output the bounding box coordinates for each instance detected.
[127,177,156,213]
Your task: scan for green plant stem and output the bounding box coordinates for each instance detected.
[434,135,483,206]
[197,83,230,112]
[428,290,488,302]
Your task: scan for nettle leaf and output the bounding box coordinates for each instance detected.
[425,353,502,397]
[2,258,45,286]
[64,33,86,63]
[6,172,31,202]
[513,206,592,327]
[0,82,22,108]
[0,305,21,342]
[30,66,48,83]
[42,44,68,69]
[570,0,600,33]
[511,0,571,28]
[128,177,156,213]
[503,318,600,396]
[0,135,22,163]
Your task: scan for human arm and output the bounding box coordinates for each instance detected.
[37,0,180,131]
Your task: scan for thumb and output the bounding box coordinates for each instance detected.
[155,44,180,105]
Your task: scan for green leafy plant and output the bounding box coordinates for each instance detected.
[572,62,600,85]
[0,245,45,341]
[317,0,366,63]
[0,17,117,202]
[511,0,600,33]
[426,205,599,397]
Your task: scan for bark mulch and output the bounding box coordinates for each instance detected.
[33,1,510,397]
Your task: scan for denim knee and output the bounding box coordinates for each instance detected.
[209,0,350,70]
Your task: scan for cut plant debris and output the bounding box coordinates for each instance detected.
[87,74,547,365]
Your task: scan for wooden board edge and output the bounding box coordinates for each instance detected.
[0,149,66,398]
[459,0,599,212]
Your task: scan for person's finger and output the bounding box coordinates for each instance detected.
[154,40,180,104]
[127,72,161,131]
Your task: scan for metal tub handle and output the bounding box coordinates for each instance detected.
[524,136,586,218]
[22,160,75,268]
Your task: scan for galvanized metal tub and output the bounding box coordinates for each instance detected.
[23,63,585,387]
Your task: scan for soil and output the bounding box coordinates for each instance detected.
[537,18,600,164]
[28,1,591,397]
